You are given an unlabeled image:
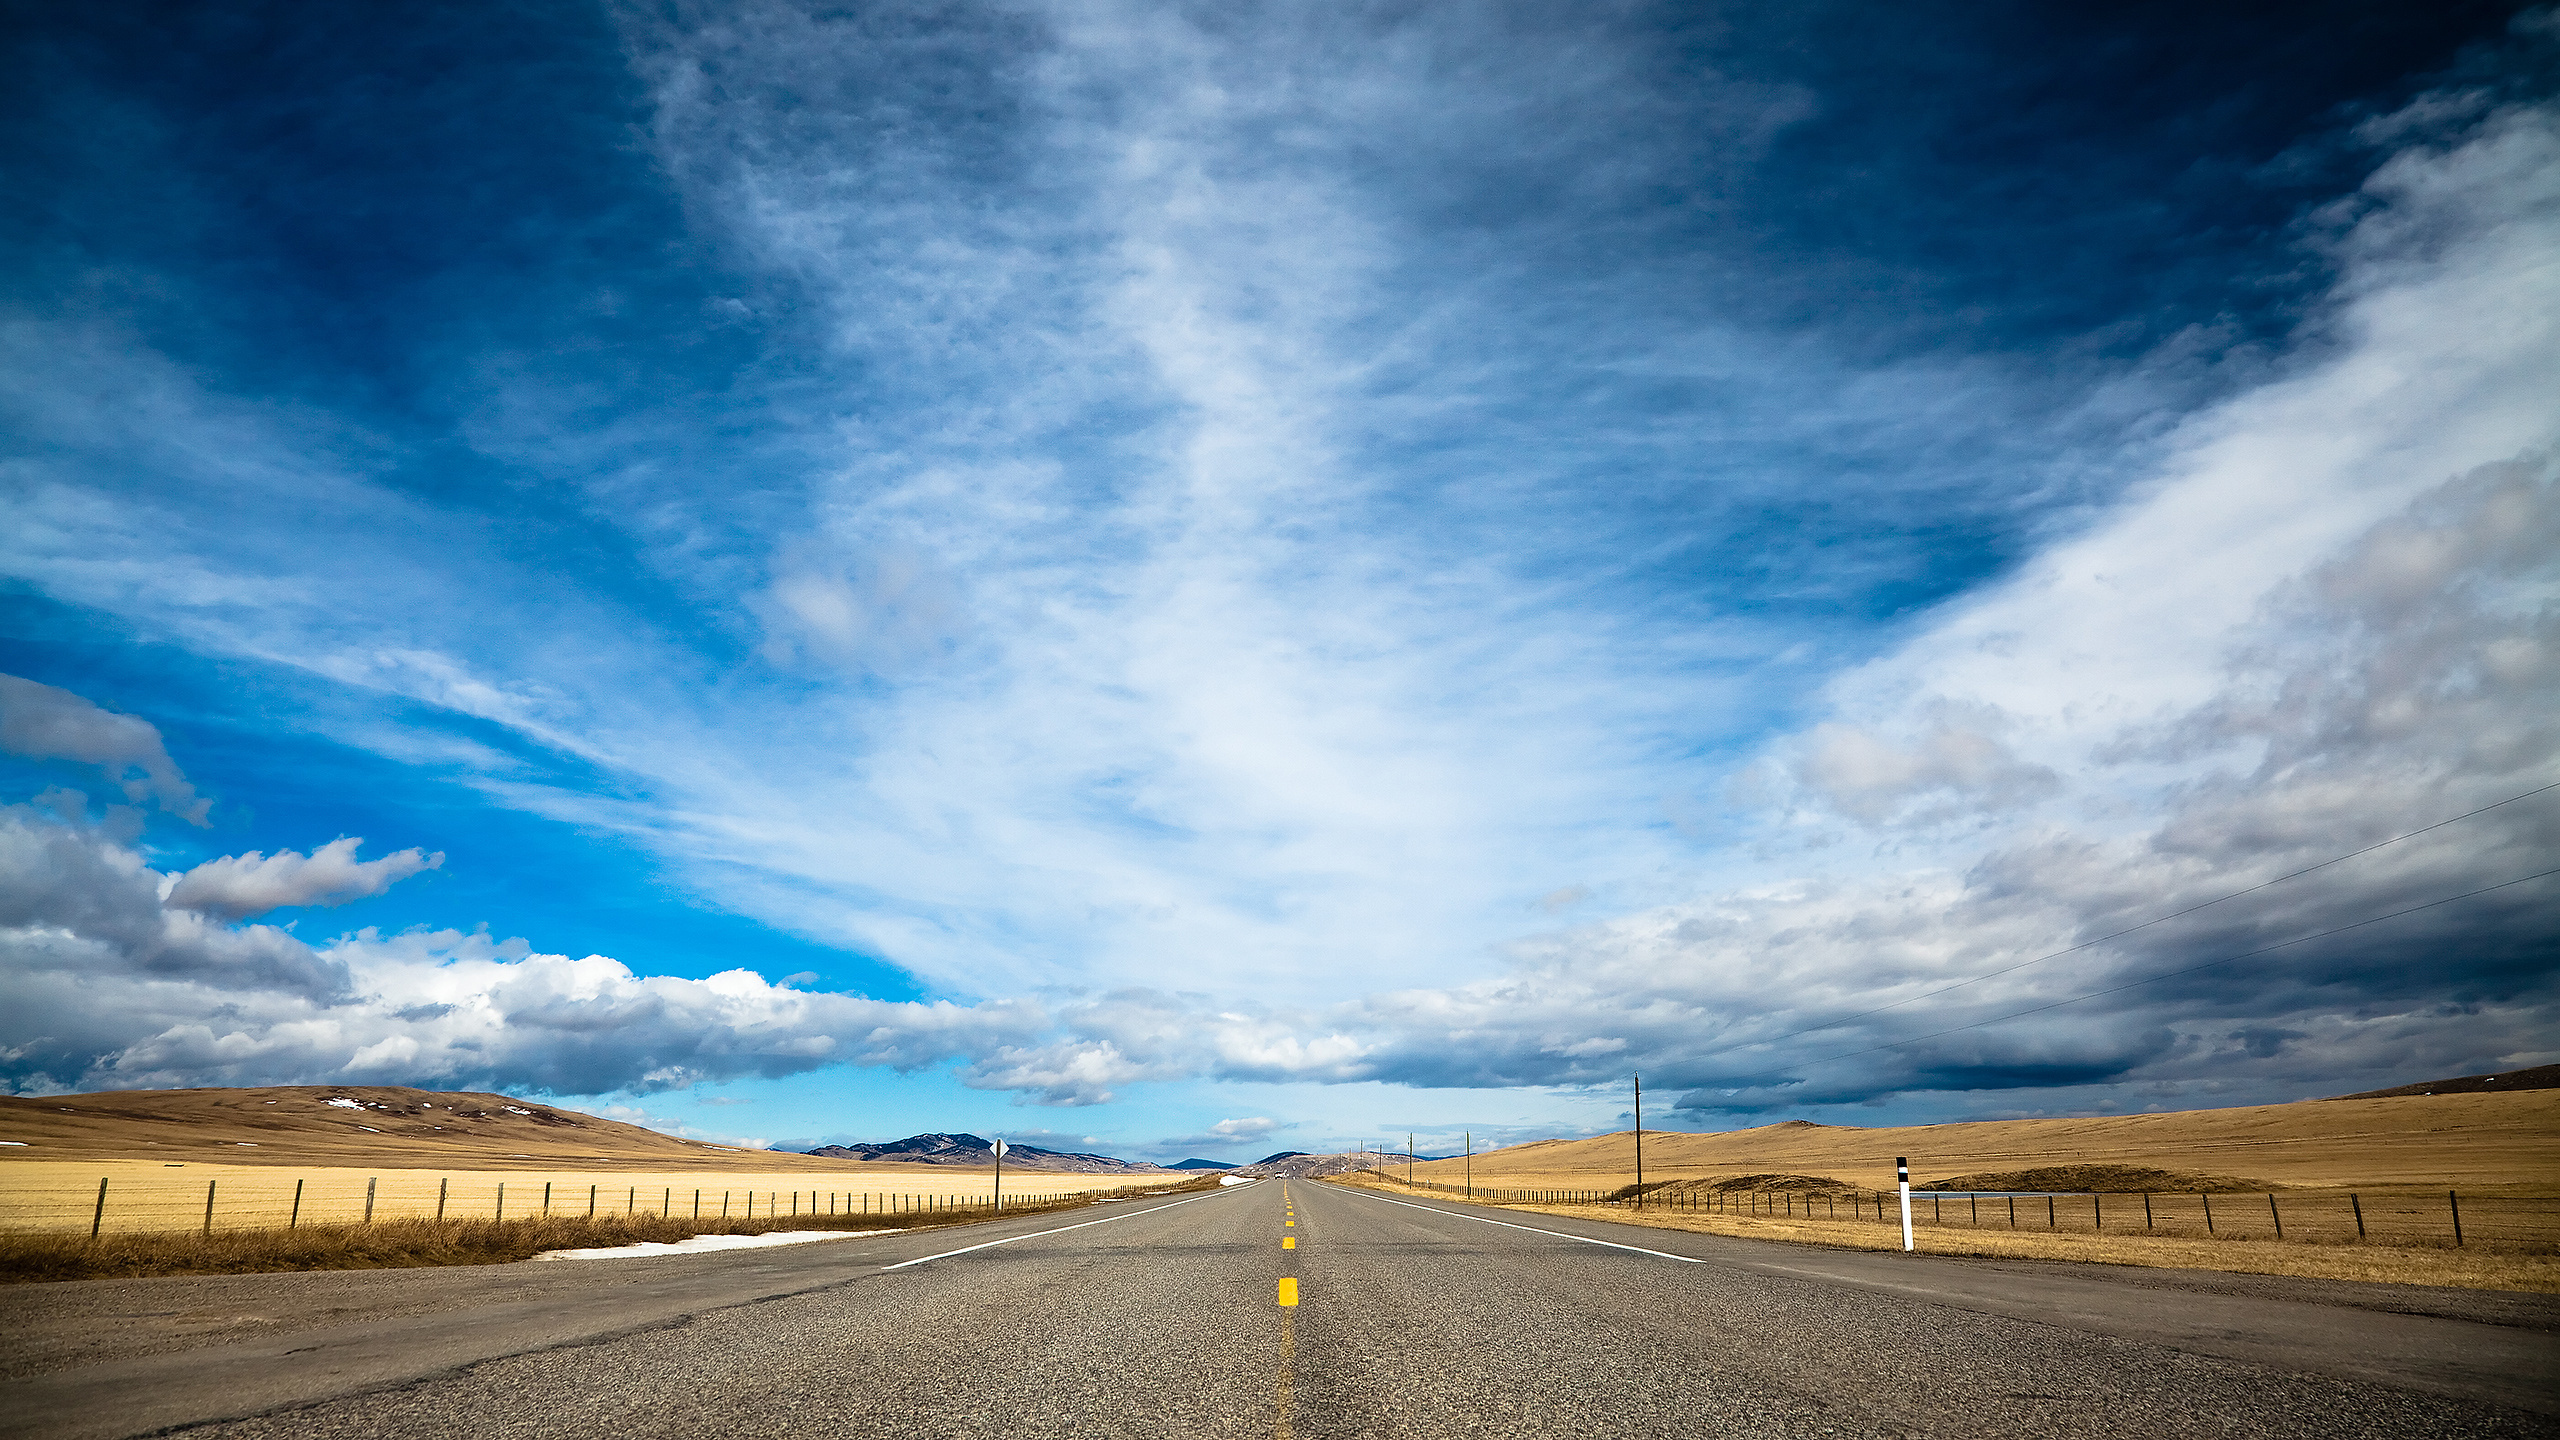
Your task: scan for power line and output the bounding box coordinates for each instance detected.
[1715,778,2560,1061]
[1788,864,2560,1074]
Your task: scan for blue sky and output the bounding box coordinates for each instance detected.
[3,0,2555,1164]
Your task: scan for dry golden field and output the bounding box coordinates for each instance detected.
[1397,1089,2560,1193]
[1341,1088,2560,1293]
[1329,1174,2560,1293]
[0,1085,1174,1235]
[0,1160,1161,1235]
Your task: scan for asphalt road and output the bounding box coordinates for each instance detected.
[3,1177,2554,1438]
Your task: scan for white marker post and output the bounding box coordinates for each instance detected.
[992,1138,1008,1212]
[1897,1156,1914,1252]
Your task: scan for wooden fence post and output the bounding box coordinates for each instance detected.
[587,1184,597,1218]
[2450,1190,2464,1246]
[437,1177,447,1222]
[497,1182,505,1221]
[2267,1193,2281,1240]
[90,1177,107,1239]
[290,1178,304,1229]
[2351,1193,2364,1239]
[2202,1193,2213,1234]
[2142,1192,2152,1229]
[364,1177,376,1224]
[203,1180,216,1236]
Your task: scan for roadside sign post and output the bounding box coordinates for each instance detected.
[1897,1157,1914,1252]
[992,1139,1008,1212]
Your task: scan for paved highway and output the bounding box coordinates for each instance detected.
[3,1177,2552,1437]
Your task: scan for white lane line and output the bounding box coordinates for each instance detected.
[1341,1188,1704,1263]
[879,1190,1228,1270]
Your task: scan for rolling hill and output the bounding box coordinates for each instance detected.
[1385,1087,2560,1193]
[3,1086,989,1172]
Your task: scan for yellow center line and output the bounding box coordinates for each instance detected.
[1277,1176,1300,1440]
[1274,1309,1296,1440]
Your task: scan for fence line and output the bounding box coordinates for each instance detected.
[0,1174,1190,1237]
[1355,1176,2559,1248]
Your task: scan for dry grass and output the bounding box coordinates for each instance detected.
[0,1085,1169,1183]
[1330,1175,2560,1293]
[0,1176,1219,1283]
[0,1159,1150,1235]
[1409,1090,2560,1193]
[1914,1164,2281,1193]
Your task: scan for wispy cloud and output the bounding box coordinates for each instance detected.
[0,7,2551,1137]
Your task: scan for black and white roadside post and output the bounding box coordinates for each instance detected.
[992,1138,1007,1212]
[1896,1157,1914,1252]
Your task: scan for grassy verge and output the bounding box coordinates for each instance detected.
[1328,1177,2560,1293]
[0,1177,1216,1284]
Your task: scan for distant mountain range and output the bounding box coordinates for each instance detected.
[1167,1158,1237,1170]
[801,1132,1169,1173]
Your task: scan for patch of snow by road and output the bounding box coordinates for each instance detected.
[0,1141,27,1147]
[533,1229,902,1261]
[1219,1175,1257,1186]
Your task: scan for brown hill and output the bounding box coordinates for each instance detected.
[1386,1089,2560,1193]
[0,1086,948,1172]
[1912,1164,2276,1193]
[2332,1063,2560,1100]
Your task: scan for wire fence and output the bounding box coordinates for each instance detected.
[0,1172,1179,1237]
[1368,1176,2560,1248]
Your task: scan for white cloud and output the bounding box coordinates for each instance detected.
[1779,98,2560,838]
[0,809,1045,1097]
[1154,1114,1287,1151]
[0,674,209,824]
[0,34,2550,1126]
[165,838,443,921]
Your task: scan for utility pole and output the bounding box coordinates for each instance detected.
[1633,1073,1644,1209]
